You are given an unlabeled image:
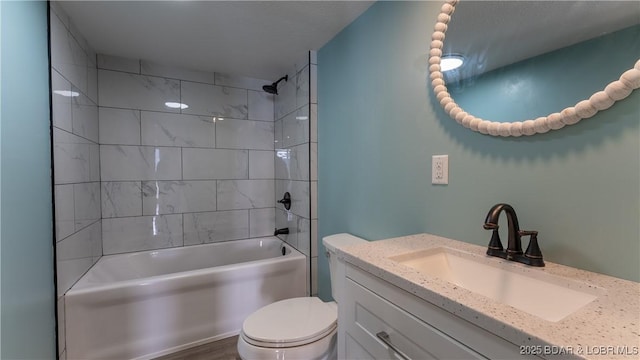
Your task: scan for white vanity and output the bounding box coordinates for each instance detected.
[335,234,640,359]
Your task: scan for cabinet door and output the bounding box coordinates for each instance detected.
[343,278,486,360]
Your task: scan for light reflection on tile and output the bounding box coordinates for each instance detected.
[142,180,216,215]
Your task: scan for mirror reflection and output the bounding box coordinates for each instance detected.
[441,1,640,123]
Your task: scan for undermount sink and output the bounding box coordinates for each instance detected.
[388,247,603,322]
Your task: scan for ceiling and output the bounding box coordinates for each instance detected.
[59,1,639,82]
[59,1,375,81]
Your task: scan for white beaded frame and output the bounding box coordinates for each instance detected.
[430,0,640,137]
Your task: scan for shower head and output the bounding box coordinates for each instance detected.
[263,75,288,95]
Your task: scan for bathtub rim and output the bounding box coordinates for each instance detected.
[67,237,304,296]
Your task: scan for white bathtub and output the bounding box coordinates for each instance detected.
[65,237,306,360]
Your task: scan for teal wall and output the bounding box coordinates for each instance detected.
[449,25,640,122]
[1,1,56,358]
[317,1,639,300]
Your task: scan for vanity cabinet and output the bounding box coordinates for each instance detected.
[339,265,540,360]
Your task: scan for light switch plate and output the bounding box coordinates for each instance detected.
[432,155,449,185]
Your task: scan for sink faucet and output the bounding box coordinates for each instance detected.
[483,203,544,267]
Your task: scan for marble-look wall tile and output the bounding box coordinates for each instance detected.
[275,148,290,181]
[297,217,311,257]
[275,145,309,181]
[181,81,248,119]
[249,150,275,179]
[98,70,180,112]
[214,73,270,92]
[217,180,275,210]
[55,185,75,241]
[99,107,141,145]
[100,145,182,181]
[73,182,100,230]
[102,215,183,254]
[56,221,101,295]
[89,145,101,182]
[97,54,140,74]
[249,208,275,238]
[293,51,311,75]
[296,64,310,110]
[54,129,95,184]
[311,219,318,257]
[216,119,274,150]
[68,21,94,59]
[50,11,87,95]
[275,208,298,249]
[101,181,142,218]
[276,180,310,218]
[52,69,72,132]
[311,181,317,220]
[310,142,317,181]
[274,72,297,120]
[290,144,310,181]
[71,89,98,143]
[141,111,215,148]
[141,60,215,84]
[142,181,216,215]
[282,106,309,148]
[50,1,69,28]
[87,52,98,104]
[274,119,283,147]
[183,210,249,245]
[182,148,248,180]
[310,104,317,142]
[310,50,317,65]
[248,90,274,121]
[310,64,317,105]
[57,296,65,357]
[311,256,318,295]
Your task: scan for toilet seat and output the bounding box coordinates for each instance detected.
[241,297,337,348]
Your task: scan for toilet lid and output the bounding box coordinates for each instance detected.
[242,297,337,346]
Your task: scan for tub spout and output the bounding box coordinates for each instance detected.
[274,227,289,236]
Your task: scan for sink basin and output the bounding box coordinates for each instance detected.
[388,247,603,322]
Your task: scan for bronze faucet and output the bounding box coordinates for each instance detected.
[483,203,544,267]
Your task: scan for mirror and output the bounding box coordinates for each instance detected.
[429,0,640,137]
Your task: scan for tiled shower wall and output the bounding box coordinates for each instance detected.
[50,3,317,354]
[274,51,318,296]
[97,55,277,254]
[50,3,101,359]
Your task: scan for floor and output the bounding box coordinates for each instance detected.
[154,336,241,360]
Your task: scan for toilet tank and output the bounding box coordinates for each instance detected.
[322,233,367,303]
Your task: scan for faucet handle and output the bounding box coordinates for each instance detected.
[520,230,545,267]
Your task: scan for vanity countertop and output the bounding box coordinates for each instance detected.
[336,233,640,359]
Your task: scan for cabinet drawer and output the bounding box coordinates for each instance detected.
[344,278,485,360]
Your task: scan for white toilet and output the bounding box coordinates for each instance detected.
[237,233,366,360]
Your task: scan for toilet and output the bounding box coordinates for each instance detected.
[237,233,366,360]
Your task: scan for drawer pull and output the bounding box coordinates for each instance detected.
[376,331,412,360]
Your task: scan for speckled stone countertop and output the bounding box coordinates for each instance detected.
[337,233,640,359]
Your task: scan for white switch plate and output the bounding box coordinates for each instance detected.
[432,155,449,184]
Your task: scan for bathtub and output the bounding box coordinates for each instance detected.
[65,237,306,360]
